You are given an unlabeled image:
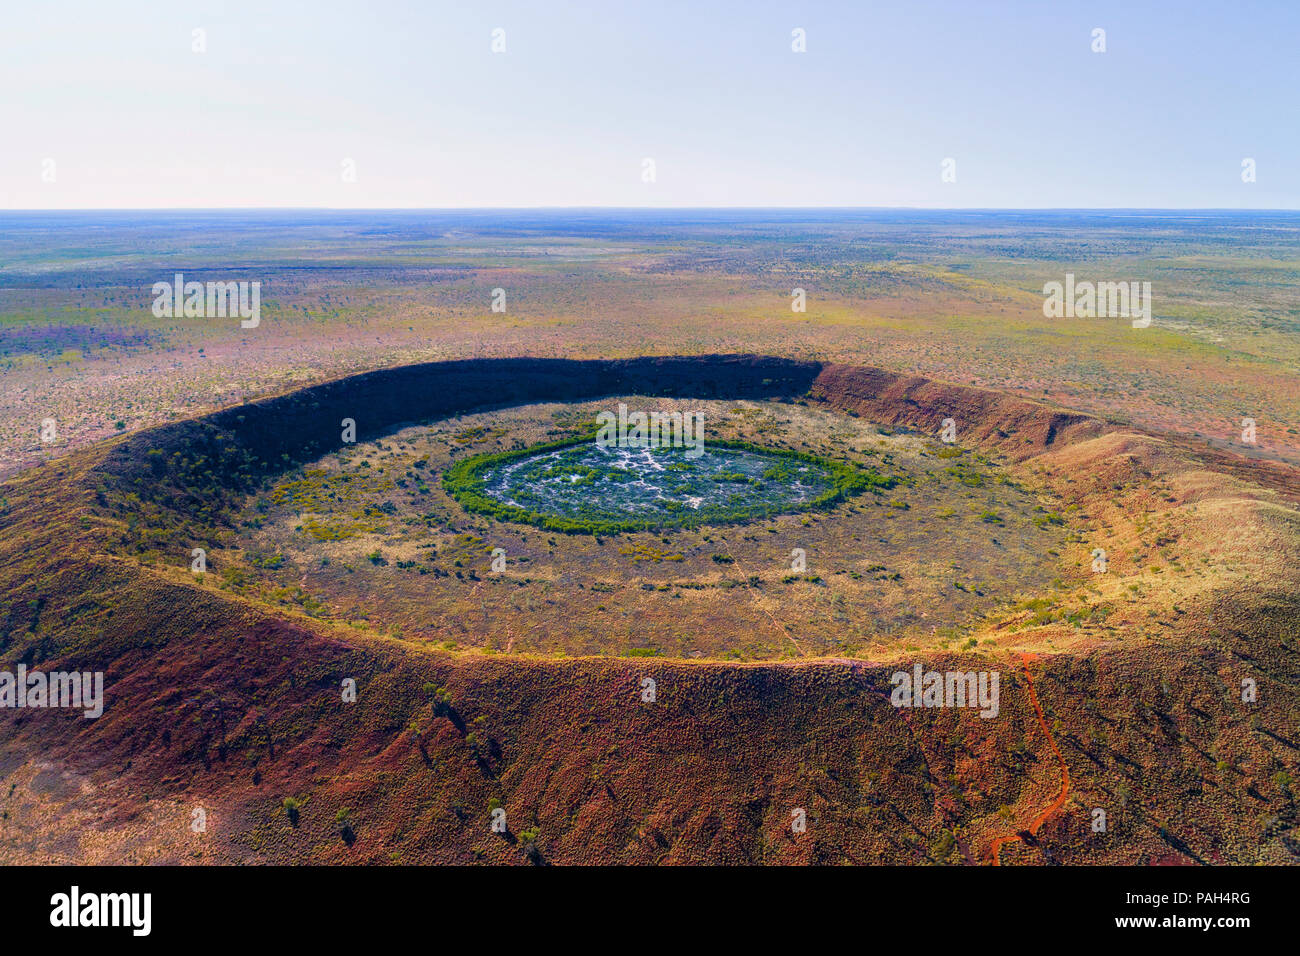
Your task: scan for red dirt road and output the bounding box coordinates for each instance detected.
[988,653,1072,865]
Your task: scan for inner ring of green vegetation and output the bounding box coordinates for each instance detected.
[443,435,894,534]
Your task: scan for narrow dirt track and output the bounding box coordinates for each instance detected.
[987,652,1072,865]
[726,550,808,656]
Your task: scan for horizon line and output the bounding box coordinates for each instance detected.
[3,205,1299,214]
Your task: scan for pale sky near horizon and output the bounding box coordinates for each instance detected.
[1,1,1296,209]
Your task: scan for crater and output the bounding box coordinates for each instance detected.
[230,392,1068,659]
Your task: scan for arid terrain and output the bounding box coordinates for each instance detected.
[5,211,1300,480]
[230,395,1065,659]
[1,213,1298,866]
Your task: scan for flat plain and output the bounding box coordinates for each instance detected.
[5,210,1300,478]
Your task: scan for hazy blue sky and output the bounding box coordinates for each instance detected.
[2,1,1296,208]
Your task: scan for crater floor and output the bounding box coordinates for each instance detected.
[231,396,1070,659]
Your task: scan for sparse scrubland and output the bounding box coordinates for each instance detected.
[228,396,1058,659]
[1,213,1298,866]
[5,211,1300,478]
